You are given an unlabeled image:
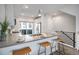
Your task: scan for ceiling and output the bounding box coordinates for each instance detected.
[7,4,79,17]
[13,4,68,16]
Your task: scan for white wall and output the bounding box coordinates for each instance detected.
[59,5,79,32]
[6,5,14,26]
[47,12,76,33]
[60,5,79,49]
[0,5,5,22]
[0,4,14,26]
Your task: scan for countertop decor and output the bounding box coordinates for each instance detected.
[0,17,9,41]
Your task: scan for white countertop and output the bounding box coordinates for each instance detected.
[0,36,57,48]
[0,35,58,55]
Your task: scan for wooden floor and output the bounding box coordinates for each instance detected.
[50,42,79,55]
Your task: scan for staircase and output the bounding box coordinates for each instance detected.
[52,42,79,55]
[56,31,75,47]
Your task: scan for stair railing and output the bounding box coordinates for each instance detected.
[56,31,76,48]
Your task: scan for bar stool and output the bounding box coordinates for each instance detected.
[57,38,64,43]
[56,38,65,55]
[50,39,57,55]
[13,47,31,55]
[38,41,52,55]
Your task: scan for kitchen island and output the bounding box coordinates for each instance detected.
[0,35,57,55]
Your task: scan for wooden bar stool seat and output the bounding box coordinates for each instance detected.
[57,38,64,43]
[39,41,51,47]
[56,38,65,54]
[13,47,31,55]
[38,41,52,55]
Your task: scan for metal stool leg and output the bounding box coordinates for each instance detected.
[58,43,61,55]
[50,45,52,54]
[54,42,57,52]
[38,45,47,55]
[38,41,51,55]
[62,44,65,54]
[50,40,57,55]
[45,47,46,55]
[38,45,41,55]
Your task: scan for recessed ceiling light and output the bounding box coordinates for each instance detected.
[24,5,29,8]
[38,14,41,16]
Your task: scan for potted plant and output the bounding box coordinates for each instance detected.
[0,17,9,41]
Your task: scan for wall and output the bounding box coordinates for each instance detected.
[59,5,79,49]
[47,12,76,33]
[0,4,14,26]
[0,5,5,22]
[6,5,14,26]
[59,5,79,32]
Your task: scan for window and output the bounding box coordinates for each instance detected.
[20,22,41,35]
[27,29,32,34]
[21,30,26,35]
